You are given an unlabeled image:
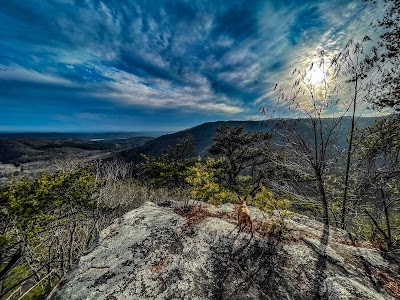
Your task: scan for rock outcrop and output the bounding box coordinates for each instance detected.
[48,201,400,300]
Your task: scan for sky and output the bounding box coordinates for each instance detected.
[0,0,385,132]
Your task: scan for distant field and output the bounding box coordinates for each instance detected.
[0,131,173,140]
[0,134,160,184]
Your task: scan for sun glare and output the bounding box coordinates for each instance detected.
[306,64,325,86]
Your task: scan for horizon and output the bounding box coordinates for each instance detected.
[0,1,386,131]
[0,115,384,135]
[0,130,175,134]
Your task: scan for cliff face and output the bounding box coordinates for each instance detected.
[47,201,399,300]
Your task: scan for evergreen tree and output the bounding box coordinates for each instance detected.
[208,124,273,193]
[139,134,195,188]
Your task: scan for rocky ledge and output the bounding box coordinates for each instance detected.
[47,201,400,300]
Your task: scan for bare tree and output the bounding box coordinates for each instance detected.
[261,39,380,226]
[331,37,381,228]
[368,0,400,110]
[261,50,342,225]
[353,114,400,249]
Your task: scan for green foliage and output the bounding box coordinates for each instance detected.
[20,281,52,300]
[208,124,273,191]
[165,134,195,161]
[253,185,292,236]
[185,157,236,204]
[352,115,400,249]
[0,263,53,300]
[292,200,322,215]
[0,263,31,299]
[140,154,192,188]
[254,185,291,215]
[139,134,194,188]
[139,154,188,188]
[2,165,100,237]
[350,207,400,250]
[0,165,102,299]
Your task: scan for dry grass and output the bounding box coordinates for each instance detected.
[174,204,282,238]
[173,203,390,250]
[373,270,400,298]
[174,205,212,230]
[334,236,384,250]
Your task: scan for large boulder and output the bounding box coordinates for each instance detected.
[47,201,399,300]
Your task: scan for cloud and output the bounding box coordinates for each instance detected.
[97,69,244,114]
[0,64,75,86]
[0,0,387,130]
[253,0,386,118]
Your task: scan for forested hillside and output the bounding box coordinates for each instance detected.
[117,117,376,163]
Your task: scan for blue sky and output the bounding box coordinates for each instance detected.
[0,0,384,132]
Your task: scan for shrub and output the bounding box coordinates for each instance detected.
[139,154,191,189]
[185,157,236,204]
[0,165,102,299]
[253,184,292,236]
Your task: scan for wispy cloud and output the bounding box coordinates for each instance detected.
[0,0,386,130]
[0,64,75,86]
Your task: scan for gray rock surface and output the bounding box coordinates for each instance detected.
[48,201,399,300]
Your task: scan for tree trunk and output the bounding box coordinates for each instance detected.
[341,74,358,229]
[0,247,22,280]
[381,188,393,249]
[68,223,77,268]
[316,169,329,225]
[365,209,392,249]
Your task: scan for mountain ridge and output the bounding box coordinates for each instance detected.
[116,117,377,163]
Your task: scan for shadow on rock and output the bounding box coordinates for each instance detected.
[312,224,330,300]
[209,232,286,300]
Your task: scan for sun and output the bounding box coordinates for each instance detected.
[306,64,325,86]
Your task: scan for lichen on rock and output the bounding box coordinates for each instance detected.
[47,201,398,300]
